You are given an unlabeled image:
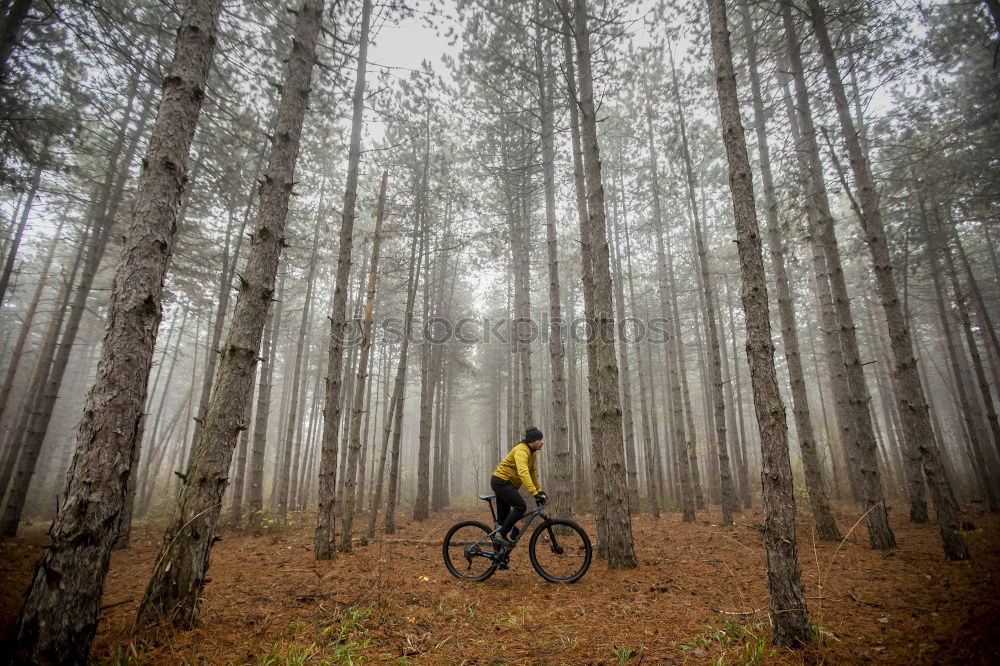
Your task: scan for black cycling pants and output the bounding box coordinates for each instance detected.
[490,475,526,537]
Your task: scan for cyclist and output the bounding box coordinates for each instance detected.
[491,426,548,550]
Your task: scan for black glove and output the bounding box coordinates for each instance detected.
[534,491,548,506]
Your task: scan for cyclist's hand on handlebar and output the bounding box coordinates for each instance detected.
[534,491,548,506]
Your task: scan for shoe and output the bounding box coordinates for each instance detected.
[494,534,514,551]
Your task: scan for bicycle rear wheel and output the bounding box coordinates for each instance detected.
[442,520,499,582]
[528,518,591,583]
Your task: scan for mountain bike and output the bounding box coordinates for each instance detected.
[442,494,592,583]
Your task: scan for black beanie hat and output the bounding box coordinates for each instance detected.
[524,426,544,443]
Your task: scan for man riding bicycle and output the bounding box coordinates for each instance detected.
[491,426,548,550]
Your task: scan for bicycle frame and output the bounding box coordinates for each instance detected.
[481,497,548,551]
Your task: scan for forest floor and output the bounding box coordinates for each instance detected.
[1,501,998,664]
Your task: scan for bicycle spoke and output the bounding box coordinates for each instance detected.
[443,521,499,582]
[529,519,592,583]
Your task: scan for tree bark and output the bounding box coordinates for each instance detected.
[0,226,84,501]
[562,20,589,513]
[134,305,186,517]
[0,216,62,433]
[0,0,31,82]
[369,219,419,539]
[707,0,811,645]
[137,0,324,626]
[0,95,148,538]
[385,222,424,535]
[0,155,41,308]
[247,271,284,524]
[572,0,636,568]
[623,201,660,516]
[316,0,372,559]
[643,93,695,522]
[535,11,571,520]
[610,158,640,514]
[939,218,1000,470]
[668,50,738,522]
[11,0,224,659]
[412,197,437,524]
[340,170,387,551]
[275,216,321,517]
[808,0,967,558]
[782,3,894,549]
[724,282,753,506]
[743,5,839,540]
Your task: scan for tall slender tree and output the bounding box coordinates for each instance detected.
[706,0,810,645]
[806,0,966,559]
[340,169,387,551]
[572,0,635,568]
[137,0,326,627]
[316,0,372,559]
[742,5,839,541]
[11,0,226,659]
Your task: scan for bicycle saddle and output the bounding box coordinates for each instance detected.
[478,494,495,501]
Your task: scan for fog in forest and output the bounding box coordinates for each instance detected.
[0,0,997,663]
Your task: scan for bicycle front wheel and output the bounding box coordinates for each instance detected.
[528,518,592,583]
[442,520,499,582]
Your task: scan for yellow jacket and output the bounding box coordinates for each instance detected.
[493,443,541,496]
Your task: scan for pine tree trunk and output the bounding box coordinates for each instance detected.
[707,0,810,645]
[136,305,186,516]
[666,227,705,510]
[1,65,153,536]
[781,62,862,503]
[562,22,590,513]
[1,177,120,538]
[0,217,63,432]
[189,208,239,457]
[316,0,372,559]
[118,308,185,547]
[743,5,839,540]
[248,271,283,524]
[954,231,1000,391]
[725,282,753,506]
[808,0,966,557]
[512,182,534,431]
[624,208,660,516]
[716,289,747,504]
[384,229,423,535]
[939,218,1000,471]
[431,365,447,512]
[413,226,441,523]
[369,222,419,539]
[357,346,378,510]
[668,51,738,522]
[11,0,225,659]
[610,161,640,514]
[947,224,1000,460]
[643,99,695,521]
[0,245,79,502]
[535,15,571,520]
[572,0,635,569]
[340,170,387,551]
[0,0,31,83]
[782,4,894,549]
[227,369,255,527]
[137,0,324,626]
[0,156,41,308]
[275,217,320,517]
